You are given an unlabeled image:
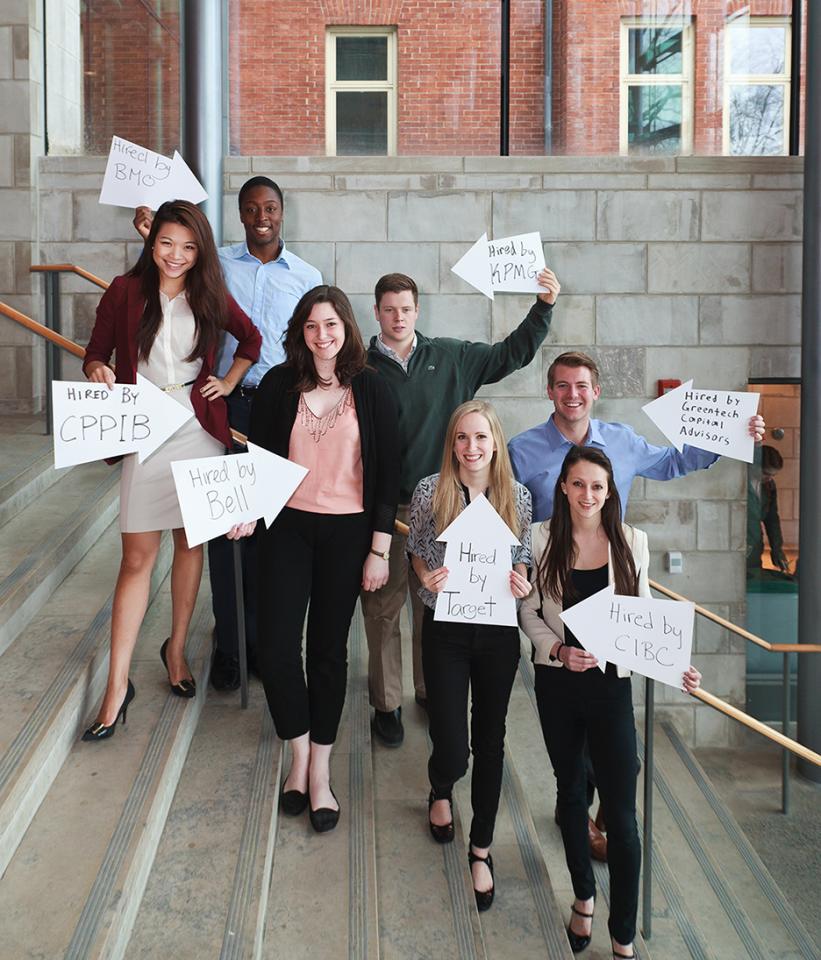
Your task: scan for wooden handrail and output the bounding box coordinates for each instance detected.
[0,299,246,446]
[692,688,821,765]
[0,300,85,358]
[649,578,821,653]
[30,263,109,290]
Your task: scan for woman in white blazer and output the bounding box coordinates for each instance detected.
[519,446,700,960]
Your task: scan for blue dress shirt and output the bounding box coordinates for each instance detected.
[215,241,322,385]
[508,415,719,522]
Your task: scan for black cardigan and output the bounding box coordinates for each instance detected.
[248,363,400,535]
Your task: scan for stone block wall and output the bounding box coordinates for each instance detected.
[3,150,804,745]
[0,0,43,414]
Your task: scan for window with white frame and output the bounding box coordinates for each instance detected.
[724,16,791,156]
[619,18,694,155]
[326,28,396,156]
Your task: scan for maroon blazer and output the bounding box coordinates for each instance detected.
[84,274,262,449]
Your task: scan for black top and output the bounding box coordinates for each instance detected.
[248,363,400,535]
[562,564,609,649]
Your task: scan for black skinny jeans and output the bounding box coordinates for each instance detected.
[257,507,371,744]
[535,663,641,947]
[422,607,520,849]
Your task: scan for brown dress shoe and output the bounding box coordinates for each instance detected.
[588,817,607,862]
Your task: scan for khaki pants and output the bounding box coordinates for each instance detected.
[360,504,426,712]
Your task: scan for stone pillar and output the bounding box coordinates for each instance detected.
[0,0,44,414]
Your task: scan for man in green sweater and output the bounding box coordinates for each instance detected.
[362,269,561,746]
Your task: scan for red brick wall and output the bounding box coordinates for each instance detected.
[552,0,804,155]
[80,0,805,158]
[82,0,180,155]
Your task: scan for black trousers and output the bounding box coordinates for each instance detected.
[422,607,520,849]
[535,663,641,946]
[257,507,371,744]
[207,390,258,662]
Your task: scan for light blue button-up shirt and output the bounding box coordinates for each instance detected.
[216,241,322,385]
[508,415,719,522]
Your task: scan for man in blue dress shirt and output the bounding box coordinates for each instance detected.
[136,177,322,690]
[509,350,765,521]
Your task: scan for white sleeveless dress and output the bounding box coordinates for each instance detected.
[119,291,223,533]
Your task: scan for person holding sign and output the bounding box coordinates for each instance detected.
[519,446,701,958]
[509,351,766,523]
[363,267,559,749]
[407,400,532,912]
[249,285,399,833]
[135,177,323,692]
[81,200,261,741]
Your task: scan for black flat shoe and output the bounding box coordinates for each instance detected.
[160,638,196,698]
[280,788,309,816]
[428,791,454,844]
[309,788,340,833]
[567,900,594,953]
[468,849,495,912]
[612,948,635,959]
[82,680,136,742]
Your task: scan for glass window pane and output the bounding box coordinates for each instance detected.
[729,25,787,76]
[336,91,388,155]
[729,84,785,155]
[628,27,683,75]
[628,84,682,154]
[336,36,388,81]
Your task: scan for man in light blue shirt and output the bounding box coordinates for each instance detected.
[136,177,322,690]
[509,350,765,522]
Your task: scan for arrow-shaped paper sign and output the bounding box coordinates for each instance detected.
[170,441,308,548]
[451,232,546,300]
[559,585,695,689]
[52,374,193,469]
[642,380,760,463]
[434,494,521,627]
[98,136,208,210]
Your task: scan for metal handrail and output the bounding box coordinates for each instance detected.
[30,263,109,290]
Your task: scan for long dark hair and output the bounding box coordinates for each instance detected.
[536,446,639,603]
[128,200,227,363]
[283,285,367,390]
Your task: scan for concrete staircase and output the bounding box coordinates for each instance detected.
[0,415,818,960]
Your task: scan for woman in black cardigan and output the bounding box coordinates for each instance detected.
[249,285,399,832]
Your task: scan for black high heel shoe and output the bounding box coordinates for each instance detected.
[81,680,136,742]
[567,900,594,953]
[160,638,196,698]
[468,848,495,912]
[309,787,340,833]
[428,791,455,844]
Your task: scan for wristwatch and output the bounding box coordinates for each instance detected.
[370,548,390,561]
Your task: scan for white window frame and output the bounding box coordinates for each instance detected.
[619,17,694,156]
[723,15,791,156]
[325,26,397,157]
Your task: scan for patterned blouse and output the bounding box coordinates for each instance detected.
[408,473,533,610]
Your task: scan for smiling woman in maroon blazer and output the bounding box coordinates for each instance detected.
[81,200,261,741]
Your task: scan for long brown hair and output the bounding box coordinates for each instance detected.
[432,400,520,537]
[536,446,638,603]
[129,200,228,362]
[283,285,367,391]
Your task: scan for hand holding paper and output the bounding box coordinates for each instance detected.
[99,136,208,210]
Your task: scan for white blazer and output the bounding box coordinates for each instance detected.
[518,521,651,676]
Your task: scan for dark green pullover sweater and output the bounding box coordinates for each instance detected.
[367,298,554,502]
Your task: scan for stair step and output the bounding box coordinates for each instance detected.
[647,721,815,960]
[128,686,280,959]
[0,434,58,526]
[0,577,210,959]
[0,524,173,878]
[0,460,120,656]
[259,611,379,959]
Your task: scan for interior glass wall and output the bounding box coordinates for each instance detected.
[68,1,805,158]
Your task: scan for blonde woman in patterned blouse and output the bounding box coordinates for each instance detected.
[248,285,399,833]
[408,399,532,911]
